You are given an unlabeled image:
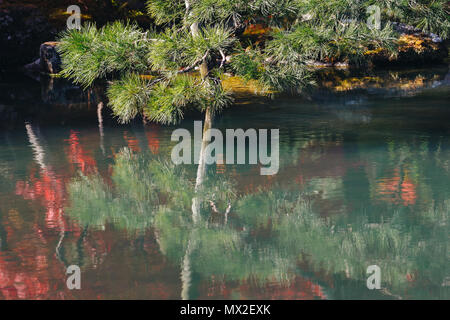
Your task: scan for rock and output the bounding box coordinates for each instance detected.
[392,22,443,43]
[40,42,61,74]
[23,58,42,73]
[305,60,349,69]
[23,42,62,74]
[333,62,349,68]
[367,33,448,66]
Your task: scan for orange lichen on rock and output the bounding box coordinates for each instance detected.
[366,34,446,65]
[398,34,440,54]
[364,47,384,56]
[139,74,154,80]
[242,23,271,36]
[221,75,273,97]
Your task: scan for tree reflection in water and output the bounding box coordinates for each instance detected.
[1,68,449,299]
[66,148,448,300]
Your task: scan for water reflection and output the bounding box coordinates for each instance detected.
[0,67,448,299]
[64,146,448,300]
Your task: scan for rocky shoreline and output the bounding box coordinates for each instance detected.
[1,1,448,75]
[0,0,148,72]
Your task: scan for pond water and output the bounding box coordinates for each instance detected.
[0,67,448,299]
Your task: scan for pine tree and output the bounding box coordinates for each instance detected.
[57,0,449,126]
[58,0,448,222]
[58,1,427,125]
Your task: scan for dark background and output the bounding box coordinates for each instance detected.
[0,0,150,71]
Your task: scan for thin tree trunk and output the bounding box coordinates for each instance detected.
[180,6,216,298]
[182,108,212,298]
[188,13,214,221]
[180,237,195,300]
[25,122,47,171]
[25,123,67,266]
[97,102,105,155]
[190,21,209,80]
[191,106,213,222]
[181,4,218,298]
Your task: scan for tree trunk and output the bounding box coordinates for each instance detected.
[181,5,215,298]
[97,102,105,155]
[189,18,213,222]
[191,106,213,222]
[25,122,67,266]
[190,21,209,80]
[180,237,195,300]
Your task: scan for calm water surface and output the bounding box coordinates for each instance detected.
[0,68,449,299]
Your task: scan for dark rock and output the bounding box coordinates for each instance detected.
[23,42,62,74]
[392,22,443,43]
[40,42,61,74]
[368,32,448,67]
[23,58,42,73]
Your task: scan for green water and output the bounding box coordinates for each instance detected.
[0,68,448,299]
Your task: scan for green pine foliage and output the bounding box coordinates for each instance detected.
[58,0,449,124]
[58,22,149,88]
[107,72,232,124]
[380,0,450,38]
[146,0,185,25]
[106,73,152,123]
